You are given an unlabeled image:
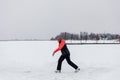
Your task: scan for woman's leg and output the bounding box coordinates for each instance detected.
[66,55,78,69]
[57,55,65,70]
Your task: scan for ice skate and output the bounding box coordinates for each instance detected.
[75,68,80,73]
[55,70,61,73]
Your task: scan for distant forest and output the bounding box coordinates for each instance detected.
[51,32,120,41]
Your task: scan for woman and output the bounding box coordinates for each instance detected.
[53,38,80,73]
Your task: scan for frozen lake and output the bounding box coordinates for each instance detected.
[0,41,120,80]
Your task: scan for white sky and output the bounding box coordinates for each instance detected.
[0,0,120,40]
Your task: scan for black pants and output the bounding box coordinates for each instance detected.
[57,55,78,70]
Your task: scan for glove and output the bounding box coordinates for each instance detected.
[52,52,55,56]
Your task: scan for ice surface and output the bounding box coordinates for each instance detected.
[0,41,120,80]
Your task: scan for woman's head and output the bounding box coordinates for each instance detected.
[56,36,63,42]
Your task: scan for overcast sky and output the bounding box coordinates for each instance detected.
[0,0,120,40]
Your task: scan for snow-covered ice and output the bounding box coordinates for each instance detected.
[0,41,120,80]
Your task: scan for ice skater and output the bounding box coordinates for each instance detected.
[52,37,80,73]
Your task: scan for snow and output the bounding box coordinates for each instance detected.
[0,41,120,80]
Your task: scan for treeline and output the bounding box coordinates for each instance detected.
[51,32,120,40]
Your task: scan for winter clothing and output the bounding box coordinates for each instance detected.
[53,39,70,56]
[53,39,78,71]
[57,55,78,70]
